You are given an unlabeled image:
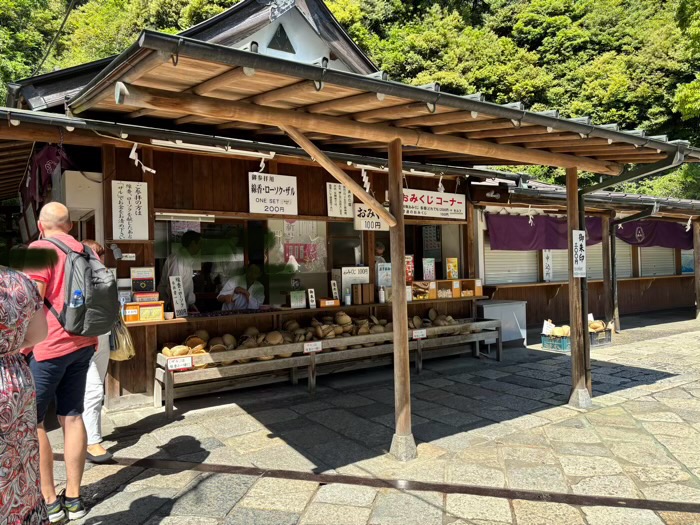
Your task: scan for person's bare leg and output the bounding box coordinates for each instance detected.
[37,422,57,504]
[60,414,87,498]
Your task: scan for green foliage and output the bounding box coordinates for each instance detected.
[615,164,700,200]
[1,0,700,198]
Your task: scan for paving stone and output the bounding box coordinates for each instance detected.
[123,468,201,493]
[329,394,376,408]
[586,412,638,428]
[559,455,623,477]
[170,473,257,517]
[447,373,476,384]
[544,425,601,443]
[372,412,429,428]
[350,403,394,419]
[571,475,640,498]
[145,517,218,525]
[238,478,318,513]
[313,483,377,507]
[226,430,286,454]
[658,511,700,525]
[608,441,679,467]
[73,488,178,525]
[445,494,512,523]
[641,482,700,503]
[425,409,484,428]
[642,421,699,438]
[502,447,558,465]
[582,506,664,525]
[290,401,333,415]
[596,426,656,443]
[470,369,512,380]
[300,503,371,525]
[626,466,691,483]
[506,465,568,493]
[151,424,214,446]
[512,500,585,525]
[278,423,343,449]
[631,412,685,423]
[308,438,377,468]
[80,464,145,505]
[446,463,505,488]
[244,444,324,472]
[369,491,443,525]
[307,409,393,445]
[250,408,301,425]
[419,377,456,388]
[201,414,265,439]
[161,436,225,459]
[225,508,300,525]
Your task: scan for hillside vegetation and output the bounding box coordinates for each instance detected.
[1,0,699,194]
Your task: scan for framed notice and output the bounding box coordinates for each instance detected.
[376,263,392,288]
[403,189,466,219]
[169,276,188,318]
[327,183,353,218]
[112,181,148,240]
[249,172,298,215]
[353,203,389,231]
[542,250,554,282]
[341,266,370,292]
[573,230,586,278]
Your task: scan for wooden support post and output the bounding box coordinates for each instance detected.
[611,221,621,333]
[578,193,592,395]
[694,221,700,320]
[388,138,417,461]
[567,168,591,409]
[602,215,613,325]
[465,200,476,279]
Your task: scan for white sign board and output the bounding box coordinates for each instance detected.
[248,172,298,215]
[353,203,389,231]
[412,329,427,340]
[326,183,353,218]
[304,341,323,354]
[167,356,194,371]
[330,280,339,300]
[112,181,149,240]
[169,276,188,318]
[341,267,370,292]
[307,288,317,309]
[573,230,586,278]
[403,189,466,219]
[541,320,555,336]
[542,249,554,282]
[376,263,392,288]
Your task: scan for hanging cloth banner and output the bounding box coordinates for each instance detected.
[615,220,692,250]
[486,214,602,250]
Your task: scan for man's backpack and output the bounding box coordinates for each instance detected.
[44,238,119,337]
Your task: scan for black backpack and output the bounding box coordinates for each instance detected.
[44,238,119,337]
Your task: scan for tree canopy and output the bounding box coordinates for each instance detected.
[1,0,699,196]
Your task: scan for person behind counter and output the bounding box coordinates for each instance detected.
[157,230,201,312]
[218,264,265,310]
[375,241,387,264]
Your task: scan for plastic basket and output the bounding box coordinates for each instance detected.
[589,329,612,347]
[541,335,571,352]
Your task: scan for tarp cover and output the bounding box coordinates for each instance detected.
[615,220,692,250]
[487,214,692,251]
[486,214,602,250]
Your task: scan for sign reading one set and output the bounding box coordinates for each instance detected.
[304,341,323,354]
[403,189,465,219]
[572,230,586,278]
[167,356,194,372]
[248,172,298,215]
[112,181,149,240]
[169,276,188,318]
[327,183,353,218]
[353,203,389,231]
[341,266,370,292]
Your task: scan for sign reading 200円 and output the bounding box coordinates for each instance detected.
[248,172,298,216]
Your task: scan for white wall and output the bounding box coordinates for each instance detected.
[61,170,104,244]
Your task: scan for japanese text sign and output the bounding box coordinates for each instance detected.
[573,230,586,278]
[169,276,188,318]
[248,172,298,215]
[542,249,554,282]
[326,183,353,218]
[402,189,465,219]
[341,266,370,292]
[167,356,194,372]
[304,341,322,354]
[112,181,148,240]
[353,203,389,231]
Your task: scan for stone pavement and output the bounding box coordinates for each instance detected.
[50,313,700,524]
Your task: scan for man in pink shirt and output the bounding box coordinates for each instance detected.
[26,202,94,522]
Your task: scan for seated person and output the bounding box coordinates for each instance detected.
[217,264,265,310]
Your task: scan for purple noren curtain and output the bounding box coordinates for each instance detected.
[615,220,692,250]
[486,214,602,250]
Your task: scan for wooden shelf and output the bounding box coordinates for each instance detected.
[123,296,486,328]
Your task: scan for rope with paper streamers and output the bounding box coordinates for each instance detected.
[129,143,156,174]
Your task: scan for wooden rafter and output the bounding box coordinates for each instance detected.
[114,82,623,175]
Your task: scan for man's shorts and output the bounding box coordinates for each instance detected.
[29,346,94,423]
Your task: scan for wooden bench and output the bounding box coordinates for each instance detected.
[155,318,502,418]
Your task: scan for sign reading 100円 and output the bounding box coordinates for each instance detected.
[248,172,298,216]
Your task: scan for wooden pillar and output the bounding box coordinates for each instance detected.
[694,221,700,319]
[610,216,621,333]
[465,200,476,279]
[566,168,591,408]
[601,214,613,325]
[388,138,416,461]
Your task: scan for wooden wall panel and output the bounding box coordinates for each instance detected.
[153,151,173,208]
[486,276,695,327]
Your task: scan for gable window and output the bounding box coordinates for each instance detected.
[268,24,296,54]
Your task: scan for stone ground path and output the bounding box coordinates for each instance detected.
[49,311,700,524]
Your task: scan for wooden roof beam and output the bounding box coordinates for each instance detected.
[433,118,532,135]
[280,125,397,227]
[303,92,386,114]
[522,138,614,149]
[115,82,623,176]
[352,102,436,123]
[497,133,581,145]
[250,79,323,106]
[468,125,551,140]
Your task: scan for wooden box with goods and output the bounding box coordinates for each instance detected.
[541,319,612,352]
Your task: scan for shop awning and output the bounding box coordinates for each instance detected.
[60,31,699,176]
[0,141,33,199]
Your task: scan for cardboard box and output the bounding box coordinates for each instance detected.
[124,301,164,323]
[319,298,341,308]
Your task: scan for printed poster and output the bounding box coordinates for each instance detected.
[112,181,148,240]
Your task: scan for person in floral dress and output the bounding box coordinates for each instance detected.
[0,266,49,524]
